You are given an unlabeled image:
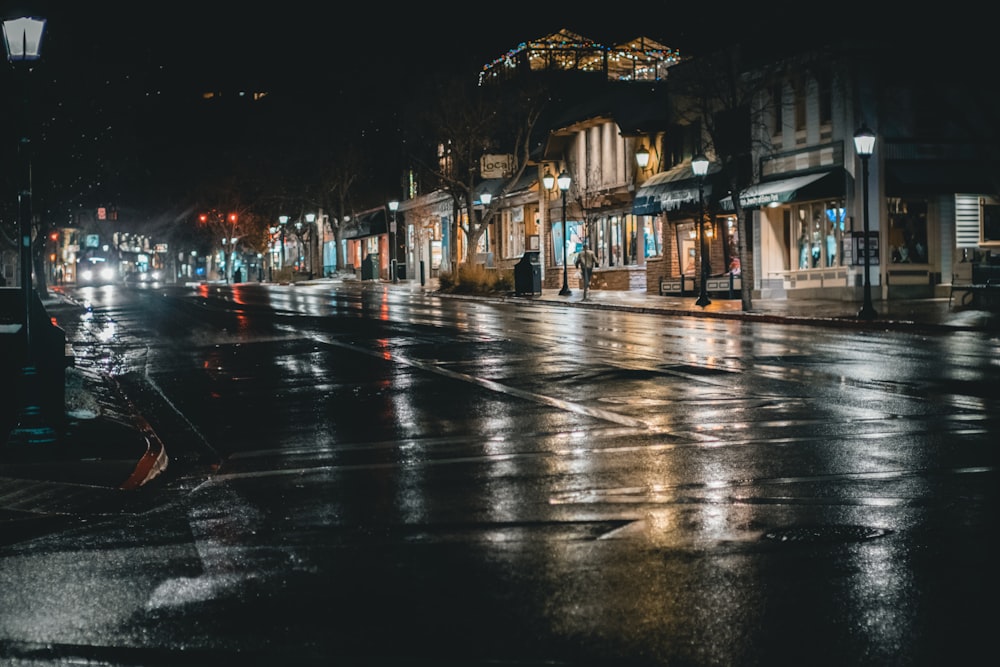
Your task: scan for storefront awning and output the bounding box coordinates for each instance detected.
[342,208,387,240]
[632,162,720,215]
[719,169,850,211]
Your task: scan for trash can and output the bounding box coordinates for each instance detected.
[361,253,379,280]
[514,251,542,295]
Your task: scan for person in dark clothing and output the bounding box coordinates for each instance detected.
[575,242,598,300]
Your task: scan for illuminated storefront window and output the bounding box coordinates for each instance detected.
[792,200,846,269]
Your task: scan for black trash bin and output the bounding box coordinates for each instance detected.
[361,253,380,280]
[514,251,542,295]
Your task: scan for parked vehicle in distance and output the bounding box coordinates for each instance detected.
[123,269,163,285]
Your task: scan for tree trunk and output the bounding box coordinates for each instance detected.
[738,206,754,311]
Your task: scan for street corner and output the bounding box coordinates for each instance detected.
[120,414,169,490]
[1,414,168,491]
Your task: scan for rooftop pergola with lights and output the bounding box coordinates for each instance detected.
[479,29,682,85]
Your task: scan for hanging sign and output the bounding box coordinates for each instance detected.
[480,154,512,179]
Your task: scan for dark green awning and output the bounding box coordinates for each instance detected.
[719,169,850,211]
[632,162,720,216]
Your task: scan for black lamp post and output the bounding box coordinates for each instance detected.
[294,221,304,273]
[268,226,277,280]
[279,215,288,268]
[480,192,492,251]
[854,126,878,320]
[692,153,711,307]
[4,16,52,445]
[3,16,45,357]
[388,200,399,283]
[557,169,572,296]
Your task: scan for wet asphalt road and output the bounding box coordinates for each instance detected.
[0,280,996,666]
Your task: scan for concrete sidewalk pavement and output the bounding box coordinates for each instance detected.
[398,276,1000,333]
[1,294,168,505]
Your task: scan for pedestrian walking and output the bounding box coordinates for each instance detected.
[575,242,597,300]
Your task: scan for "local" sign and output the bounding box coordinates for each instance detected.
[480,154,513,179]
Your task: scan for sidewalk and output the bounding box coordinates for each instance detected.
[2,280,996,519]
[0,294,168,502]
[399,277,1000,333]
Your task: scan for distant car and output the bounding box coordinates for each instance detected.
[77,260,119,286]
[124,269,163,285]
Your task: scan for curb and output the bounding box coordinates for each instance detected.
[119,413,168,490]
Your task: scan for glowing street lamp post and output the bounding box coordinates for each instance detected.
[557,170,572,297]
[3,16,45,358]
[279,215,289,268]
[692,153,711,307]
[854,126,878,321]
[480,191,492,252]
[4,16,53,445]
[388,200,399,283]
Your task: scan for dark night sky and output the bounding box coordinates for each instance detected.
[25,3,986,104]
[4,2,990,217]
[28,4,793,92]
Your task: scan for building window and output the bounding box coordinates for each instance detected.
[792,200,846,269]
[818,69,832,125]
[677,223,697,275]
[772,82,783,136]
[552,220,584,269]
[982,198,1000,246]
[888,199,929,263]
[643,216,661,259]
[793,77,806,135]
[501,207,526,259]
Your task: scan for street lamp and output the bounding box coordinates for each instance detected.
[854,126,878,320]
[557,169,572,296]
[480,192,492,250]
[542,169,555,191]
[294,221,304,273]
[267,227,277,280]
[635,143,650,169]
[279,215,288,267]
[692,153,711,307]
[3,16,45,357]
[388,200,399,283]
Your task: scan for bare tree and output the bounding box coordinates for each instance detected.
[307,144,366,277]
[667,45,785,311]
[404,72,547,272]
[194,176,270,283]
